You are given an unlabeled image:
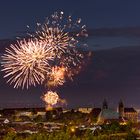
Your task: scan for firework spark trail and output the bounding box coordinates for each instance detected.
[34,11,88,67]
[36,26,70,57]
[33,11,88,84]
[1,39,53,89]
[47,66,66,88]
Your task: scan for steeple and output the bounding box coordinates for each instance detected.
[118,100,124,117]
[102,99,108,109]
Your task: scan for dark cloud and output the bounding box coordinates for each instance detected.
[60,45,140,108]
[88,27,140,37]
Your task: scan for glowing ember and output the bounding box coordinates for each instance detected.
[47,66,66,87]
[43,91,59,106]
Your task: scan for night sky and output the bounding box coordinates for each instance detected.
[0,0,140,109]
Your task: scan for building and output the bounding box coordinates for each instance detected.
[135,109,140,122]
[102,99,108,110]
[0,107,46,119]
[78,107,93,114]
[124,108,138,122]
[117,101,138,123]
[98,108,119,124]
[118,100,124,117]
[96,100,120,124]
[14,108,46,118]
[91,100,138,124]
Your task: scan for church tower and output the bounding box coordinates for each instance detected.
[118,100,124,117]
[102,99,108,109]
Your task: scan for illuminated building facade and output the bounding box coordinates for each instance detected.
[118,100,138,122]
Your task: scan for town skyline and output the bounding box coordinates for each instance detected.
[0,0,140,108]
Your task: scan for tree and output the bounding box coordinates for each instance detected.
[33,115,44,122]
[3,132,16,140]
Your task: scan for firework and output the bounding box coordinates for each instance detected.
[34,11,88,83]
[42,91,59,106]
[47,66,66,87]
[1,39,53,89]
[34,11,88,62]
[42,91,67,110]
[1,11,88,90]
[36,26,70,57]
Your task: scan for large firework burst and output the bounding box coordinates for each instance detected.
[34,11,88,63]
[1,39,53,89]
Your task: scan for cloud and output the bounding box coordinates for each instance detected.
[6,26,140,41]
[88,27,140,37]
